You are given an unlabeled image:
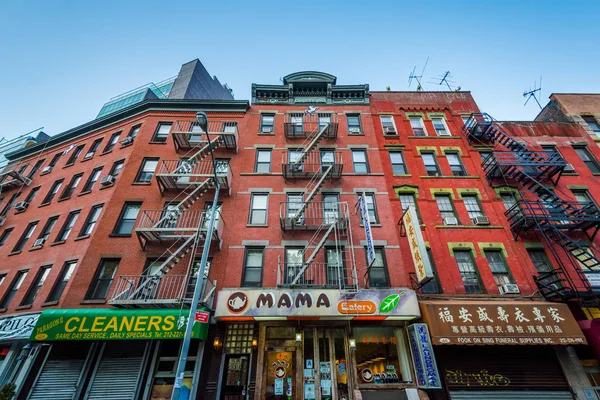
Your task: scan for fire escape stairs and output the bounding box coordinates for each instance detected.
[292,123,330,166]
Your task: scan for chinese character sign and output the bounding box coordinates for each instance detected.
[402,205,433,284]
[407,323,442,389]
[422,302,586,346]
[360,192,376,268]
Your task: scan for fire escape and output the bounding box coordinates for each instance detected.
[0,162,32,224]
[108,120,237,308]
[465,113,600,305]
[278,113,359,292]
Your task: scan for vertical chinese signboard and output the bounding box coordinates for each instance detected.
[360,192,376,268]
[407,323,442,389]
[403,205,433,284]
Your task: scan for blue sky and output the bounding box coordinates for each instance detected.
[1,0,599,140]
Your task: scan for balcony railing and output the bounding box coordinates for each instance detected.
[282,151,343,179]
[136,209,224,245]
[280,201,349,231]
[108,274,217,308]
[171,120,238,152]
[506,200,600,234]
[276,262,357,289]
[463,113,494,143]
[483,150,566,183]
[155,160,232,191]
[283,113,338,139]
[0,163,31,190]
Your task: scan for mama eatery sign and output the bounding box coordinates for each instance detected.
[215,288,420,320]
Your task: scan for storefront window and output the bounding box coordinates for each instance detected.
[333,329,349,399]
[151,340,198,399]
[353,327,402,384]
[224,323,253,354]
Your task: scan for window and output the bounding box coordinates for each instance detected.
[479,150,493,167]
[86,138,103,158]
[109,159,125,177]
[463,195,484,219]
[113,202,142,235]
[48,152,62,168]
[0,192,20,216]
[527,249,554,275]
[421,248,442,294]
[242,248,263,287]
[17,164,28,175]
[20,266,51,306]
[446,152,467,176]
[454,250,483,293]
[368,248,389,288]
[12,221,38,252]
[485,250,513,287]
[135,158,159,183]
[575,147,600,174]
[353,326,404,384]
[79,205,103,236]
[326,247,345,286]
[410,117,427,136]
[320,149,335,171]
[104,132,121,152]
[86,259,120,300]
[56,211,80,242]
[0,228,13,247]
[461,115,471,126]
[286,193,304,224]
[290,113,304,134]
[249,194,268,225]
[389,151,407,174]
[59,173,83,200]
[37,216,58,243]
[82,167,103,192]
[436,195,458,223]
[152,123,171,143]
[65,144,84,166]
[201,202,222,230]
[359,193,378,224]
[422,152,440,176]
[41,179,64,204]
[583,116,600,137]
[46,261,77,302]
[323,193,340,224]
[255,149,272,173]
[500,192,518,210]
[215,159,230,174]
[380,116,397,134]
[0,271,28,309]
[284,247,304,285]
[347,114,362,133]
[431,117,450,136]
[351,150,369,173]
[318,114,332,132]
[260,114,275,133]
[24,186,40,205]
[128,125,141,138]
[28,159,45,179]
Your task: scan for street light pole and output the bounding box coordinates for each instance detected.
[172,112,221,399]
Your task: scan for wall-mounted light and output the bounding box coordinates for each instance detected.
[251,337,258,350]
[295,331,302,346]
[213,336,222,350]
[349,337,357,351]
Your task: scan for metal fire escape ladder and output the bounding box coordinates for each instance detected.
[172,135,225,175]
[289,222,338,286]
[292,123,330,166]
[291,165,334,224]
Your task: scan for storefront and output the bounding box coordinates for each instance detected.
[0,312,40,396]
[214,288,422,400]
[24,308,208,400]
[420,300,588,400]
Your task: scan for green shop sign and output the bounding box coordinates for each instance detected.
[30,308,208,341]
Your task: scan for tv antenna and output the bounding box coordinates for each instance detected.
[408,57,429,91]
[523,76,543,109]
[428,71,460,91]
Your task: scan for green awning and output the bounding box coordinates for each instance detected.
[30,308,208,341]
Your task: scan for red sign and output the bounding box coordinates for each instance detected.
[195,310,210,324]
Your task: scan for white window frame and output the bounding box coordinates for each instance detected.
[380,115,397,135]
[431,117,451,136]
[409,117,428,136]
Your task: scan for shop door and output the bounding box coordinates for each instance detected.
[221,354,250,400]
[302,328,350,400]
[265,350,295,400]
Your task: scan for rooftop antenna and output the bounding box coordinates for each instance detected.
[408,57,429,91]
[523,76,543,109]
[428,71,459,91]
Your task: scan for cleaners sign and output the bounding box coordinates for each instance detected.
[30,308,209,341]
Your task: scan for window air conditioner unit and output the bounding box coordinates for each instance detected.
[383,126,397,134]
[499,283,520,295]
[41,166,53,174]
[563,164,575,172]
[14,201,29,212]
[33,238,46,247]
[100,175,115,186]
[121,136,134,146]
[472,216,490,226]
[83,152,95,160]
[444,217,459,225]
[0,216,5,226]
[349,127,361,133]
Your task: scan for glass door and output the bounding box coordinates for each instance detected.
[221,354,250,400]
[265,350,295,400]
